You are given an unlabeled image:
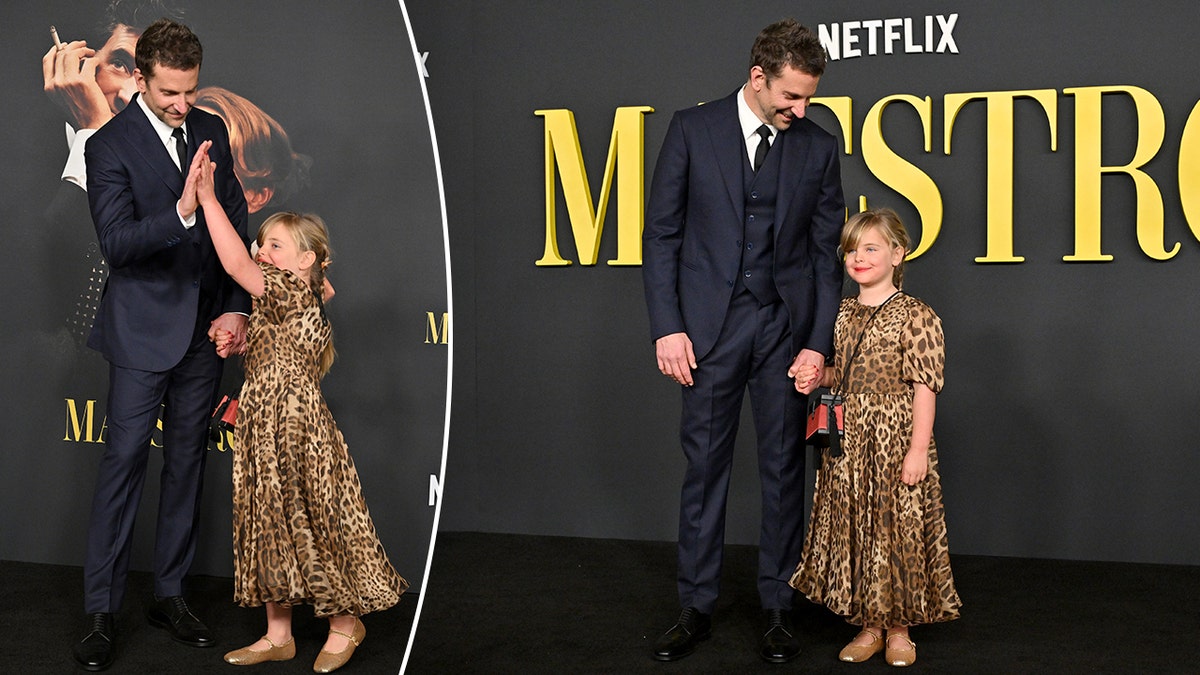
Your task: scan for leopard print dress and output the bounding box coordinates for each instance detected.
[790,293,961,627]
[231,263,407,618]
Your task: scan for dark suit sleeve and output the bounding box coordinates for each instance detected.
[803,137,845,358]
[86,132,193,269]
[642,111,690,342]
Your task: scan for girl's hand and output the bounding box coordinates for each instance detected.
[212,327,234,358]
[792,363,820,392]
[900,447,928,486]
[787,349,825,394]
[180,141,216,214]
[193,140,217,204]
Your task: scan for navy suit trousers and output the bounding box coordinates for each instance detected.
[83,301,223,613]
[676,289,808,613]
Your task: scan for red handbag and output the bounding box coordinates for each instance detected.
[805,291,902,457]
[805,393,844,448]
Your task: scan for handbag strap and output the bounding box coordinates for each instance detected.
[824,290,900,459]
[834,291,901,393]
[826,394,844,457]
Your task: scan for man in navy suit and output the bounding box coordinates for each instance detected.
[643,19,844,663]
[73,18,249,671]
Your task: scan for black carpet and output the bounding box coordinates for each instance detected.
[0,560,414,674]
[5,533,1199,673]
[407,532,1200,674]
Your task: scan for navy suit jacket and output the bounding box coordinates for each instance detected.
[643,89,845,361]
[85,95,250,372]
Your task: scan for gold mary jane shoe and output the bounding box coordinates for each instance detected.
[224,635,296,665]
[313,617,365,673]
[885,633,917,667]
[839,629,883,662]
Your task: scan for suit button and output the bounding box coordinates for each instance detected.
[744,270,752,277]
[746,242,754,250]
[748,214,756,222]
[750,191,760,200]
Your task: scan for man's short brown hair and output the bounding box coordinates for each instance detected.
[134,18,202,77]
[750,19,827,80]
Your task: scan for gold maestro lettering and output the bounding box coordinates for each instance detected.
[1064,86,1171,261]
[64,398,105,443]
[534,106,654,266]
[213,428,234,453]
[1181,100,1200,240]
[63,398,168,449]
[942,89,1057,262]
[857,94,942,259]
[537,86,1200,265]
[425,311,449,345]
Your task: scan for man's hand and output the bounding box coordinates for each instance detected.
[42,40,111,130]
[208,313,248,358]
[655,332,697,386]
[787,348,826,395]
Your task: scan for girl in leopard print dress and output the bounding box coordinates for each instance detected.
[790,208,961,668]
[190,145,407,672]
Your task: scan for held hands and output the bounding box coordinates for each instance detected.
[212,328,234,358]
[787,348,826,395]
[791,363,822,393]
[656,332,697,386]
[42,39,111,130]
[208,313,248,357]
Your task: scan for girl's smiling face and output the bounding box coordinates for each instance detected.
[844,225,903,290]
[256,223,315,280]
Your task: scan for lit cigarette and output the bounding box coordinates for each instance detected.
[51,25,65,51]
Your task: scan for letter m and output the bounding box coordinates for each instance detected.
[64,398,98,443]
[533,106,654,266]
[425,311,449,345]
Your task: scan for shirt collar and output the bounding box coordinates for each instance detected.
[737,84,775,143]
[135,92,187,145]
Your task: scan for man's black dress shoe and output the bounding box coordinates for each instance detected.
[759,608,801,663]
[651,607,711,661]
[147,596,215,647]
[73,612,115,671]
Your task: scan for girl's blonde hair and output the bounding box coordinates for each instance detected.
[257,211,336,376]
[840,207,911,288]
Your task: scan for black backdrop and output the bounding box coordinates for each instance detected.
[0,0,448,607]
[3,2,1199,656]
[409,0,1200,566]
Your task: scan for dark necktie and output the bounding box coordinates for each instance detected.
[753,124,772,173]
[172,127,187,177]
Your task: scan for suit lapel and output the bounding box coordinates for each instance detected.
[775,123,814,239]
[703,92,746,226]
[123,94,185,197]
